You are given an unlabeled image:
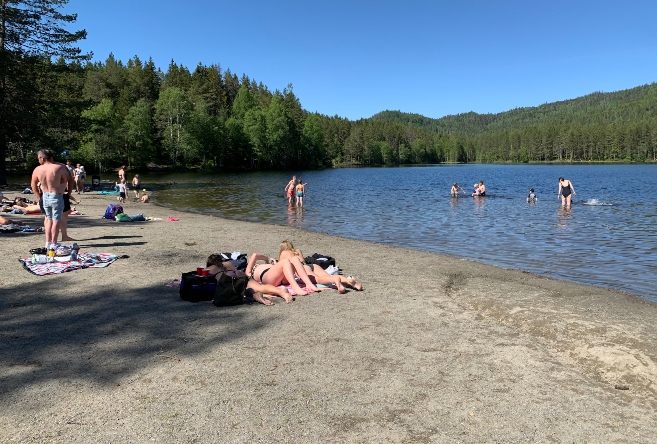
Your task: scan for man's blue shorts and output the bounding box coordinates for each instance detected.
[41,192,64,221]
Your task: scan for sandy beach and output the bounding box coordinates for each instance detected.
[1,190,657,443]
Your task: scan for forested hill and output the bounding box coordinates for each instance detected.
[370,82,657,136]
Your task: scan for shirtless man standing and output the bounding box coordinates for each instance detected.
[30,149,71,248]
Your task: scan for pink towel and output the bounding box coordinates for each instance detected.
[167,216,179,221]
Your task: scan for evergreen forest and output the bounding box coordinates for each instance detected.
[2,1,657,185]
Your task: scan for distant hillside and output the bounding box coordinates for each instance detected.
[370,83,657,136]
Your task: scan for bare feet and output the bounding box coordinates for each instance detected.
[300,282,319,293]
[276,288,294,303]
[346,276,363,291]
[61,236,77,242]
[251,292,274,306]
[291,283,310,296]
[335,277,346,294]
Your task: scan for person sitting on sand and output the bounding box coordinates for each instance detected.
[247,251,319,296]
[206,253,294,305]
[278,240,363,293]
[451,182,465,197]
[141,190,149,203]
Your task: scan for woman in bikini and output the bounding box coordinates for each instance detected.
[278,240,363,293]
[247,252,319,296]
[558,177,576,207]
[206,253,294,305]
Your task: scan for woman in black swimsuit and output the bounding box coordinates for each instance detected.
[558,177,576,207]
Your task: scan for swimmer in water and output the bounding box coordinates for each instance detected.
[451,182,465,197]
[558,177,576,207]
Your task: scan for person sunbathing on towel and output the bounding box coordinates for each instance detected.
[0,215,25,225]
[206,253,294,305]
[248,252,319,296]
[278,240,363,293]
[12,203,41,214]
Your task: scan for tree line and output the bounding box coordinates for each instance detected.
[2,1,656,186]
[371,83,657,162]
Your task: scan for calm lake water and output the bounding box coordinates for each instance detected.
[131,164,656,302]
[9,164,657,301]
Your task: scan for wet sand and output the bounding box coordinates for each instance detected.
[1,190,657,443]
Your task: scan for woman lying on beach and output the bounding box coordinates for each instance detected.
[206,253,294,305]
[278,240,363,293]
[247,251,319,296]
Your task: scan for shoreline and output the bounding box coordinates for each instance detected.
[149,198,654,305]
[2,190,657,442]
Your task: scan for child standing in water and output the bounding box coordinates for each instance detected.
[295,179,306,207]
[527,188,538,203]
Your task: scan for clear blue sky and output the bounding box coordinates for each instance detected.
[63,0,657,121]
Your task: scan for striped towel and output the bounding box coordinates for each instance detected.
[19,253,118,276]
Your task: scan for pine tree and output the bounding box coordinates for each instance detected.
[0,0,89,184]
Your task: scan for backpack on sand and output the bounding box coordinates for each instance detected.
[103,204,123,220]
[179,271,217,303]
[213,274,248,307]
[304,253,336,270]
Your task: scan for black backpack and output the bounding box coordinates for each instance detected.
[304,253,336,269]
[213,274,248,307]
[179,271,217,302]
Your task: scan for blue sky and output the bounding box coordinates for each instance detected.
[63,0,657,121]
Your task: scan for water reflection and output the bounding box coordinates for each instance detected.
[556,206,573,231]
[473,196,485,210]
[287,204,304,226]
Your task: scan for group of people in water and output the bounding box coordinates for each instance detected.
[451,180,486,197]
[449,177,576,207]
[284,175,306,206]
[206,240,363,306]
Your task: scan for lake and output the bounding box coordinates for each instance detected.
[127,164,655,302]
[8,164,657,301]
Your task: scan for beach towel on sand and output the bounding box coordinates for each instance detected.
[19,253,118,276]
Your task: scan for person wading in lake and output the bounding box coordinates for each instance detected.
[295,179,306,207]
[558,177,576,207]
[285,175,297,205]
